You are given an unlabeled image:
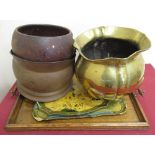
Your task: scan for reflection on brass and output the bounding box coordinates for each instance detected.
[74,26,151,99]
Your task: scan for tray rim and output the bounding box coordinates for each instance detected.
[5,93,149,131]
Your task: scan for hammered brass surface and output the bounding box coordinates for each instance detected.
[74,26,151,99]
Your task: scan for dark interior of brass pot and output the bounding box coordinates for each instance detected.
[82,38,140,59]
[18,25,70,37]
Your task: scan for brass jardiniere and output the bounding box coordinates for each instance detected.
[74,26,151,99]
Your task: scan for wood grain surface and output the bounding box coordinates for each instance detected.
[5,94,149,130]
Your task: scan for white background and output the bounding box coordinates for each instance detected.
[0,1,155,102]
[0,0,155,154]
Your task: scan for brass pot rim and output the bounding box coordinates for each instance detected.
[74,26,151,62]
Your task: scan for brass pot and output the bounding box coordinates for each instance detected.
[11,51,75,102]
[12,24,74,62]
[74,26,151,99]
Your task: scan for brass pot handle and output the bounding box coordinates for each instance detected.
[137,88,144,97]
[133,88,144,97]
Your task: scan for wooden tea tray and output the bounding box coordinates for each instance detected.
[5,94,149,130]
